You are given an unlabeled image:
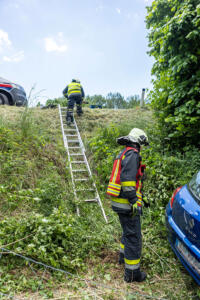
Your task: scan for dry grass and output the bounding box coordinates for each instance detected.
[76,107,153,140]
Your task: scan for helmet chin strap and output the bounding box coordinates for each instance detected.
[126,142,140,150]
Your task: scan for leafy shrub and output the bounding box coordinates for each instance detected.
[0,208,112,271]
[45,97,68,107]
[89,122,200,275]
[146,0,200,146]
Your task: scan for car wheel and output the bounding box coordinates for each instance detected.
[0,94,9,105]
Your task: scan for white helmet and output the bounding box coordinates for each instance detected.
[117,128,149,146]
[72,78,80,83]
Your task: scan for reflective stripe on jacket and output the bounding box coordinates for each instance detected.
[107,147,137,197]
[107,147,146,212]
[67,82,82,97]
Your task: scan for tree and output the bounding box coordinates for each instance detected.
[106,92,126,109]
[86,95,106,107]
[146,0,200,146]
[126,95,140,108]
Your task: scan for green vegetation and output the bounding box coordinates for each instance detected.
[44,92,141,109]
[85,93,141,109]
[0,106,200,299]
[44,97,68,107]
[1,1,199,299]
[146,0,200,146]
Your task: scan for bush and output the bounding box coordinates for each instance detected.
[146,0,200,146]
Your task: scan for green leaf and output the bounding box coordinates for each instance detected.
[167,98,172,104]
[197,4,200,16]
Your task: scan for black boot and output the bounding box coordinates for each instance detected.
[118,252,124,265]
[66,110,74,125]
[77,105,83,116]
[124,268,147,283]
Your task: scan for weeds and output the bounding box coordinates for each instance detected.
[0,106,200,299]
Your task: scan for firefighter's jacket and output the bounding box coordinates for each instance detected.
[107,147,145,214]
[63,82,85,99]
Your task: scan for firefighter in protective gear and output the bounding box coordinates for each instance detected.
[107,128,149,283]
[63,79,85,125]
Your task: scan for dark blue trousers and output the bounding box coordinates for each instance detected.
[118,213,142,269]
[68,95,82,109]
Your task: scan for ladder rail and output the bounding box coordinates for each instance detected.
[73,118,108,223]
[58,105,80,216]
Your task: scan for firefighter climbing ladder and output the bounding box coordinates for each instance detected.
[58,105,108,223]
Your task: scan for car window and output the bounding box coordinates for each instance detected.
[189,171,200,201]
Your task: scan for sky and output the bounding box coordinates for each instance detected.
[0,0,154,105]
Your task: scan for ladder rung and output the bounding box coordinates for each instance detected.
[70,153,84,156]
[74,178,88,181]
[66,135,78,137]
[84,199,98,203]
[68,147,81,149]
[65,129,76,132]
[76,189,95,192]
[72,169,87,172]
[68,140,79,142]
[71,161,85,163]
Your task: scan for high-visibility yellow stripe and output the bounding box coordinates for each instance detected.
[68,83,82,96]
[120,243,124,249]
[107,188,119,194]
[125,258,140,265]
[109,182,121,189]
[137,180,142,192]
[108,187,121,193]
[121,181,136,187]
[112,198,129,204]
[136,192,142,200]
[107,189,120,196]
[112,159,120,183]
[108,185,121,191]
[68,90,81,95]
[136,191,142,196]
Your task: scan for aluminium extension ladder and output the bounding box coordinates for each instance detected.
[58,105,108,223]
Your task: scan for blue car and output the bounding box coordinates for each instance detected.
[166,171,200,284]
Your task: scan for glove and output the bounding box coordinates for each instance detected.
[131,200,143,216]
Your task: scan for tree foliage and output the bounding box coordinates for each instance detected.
[86,92,140,109]
[44,93,140,109]
[146,0,200,146]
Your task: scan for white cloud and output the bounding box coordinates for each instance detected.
[116,8,121,14]
[3,51,24,63]
[44,32,68,53]
[0,29,12,53]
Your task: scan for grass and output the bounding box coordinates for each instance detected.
[0,105,200,299]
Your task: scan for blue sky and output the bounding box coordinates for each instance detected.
[0,0,154,105]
